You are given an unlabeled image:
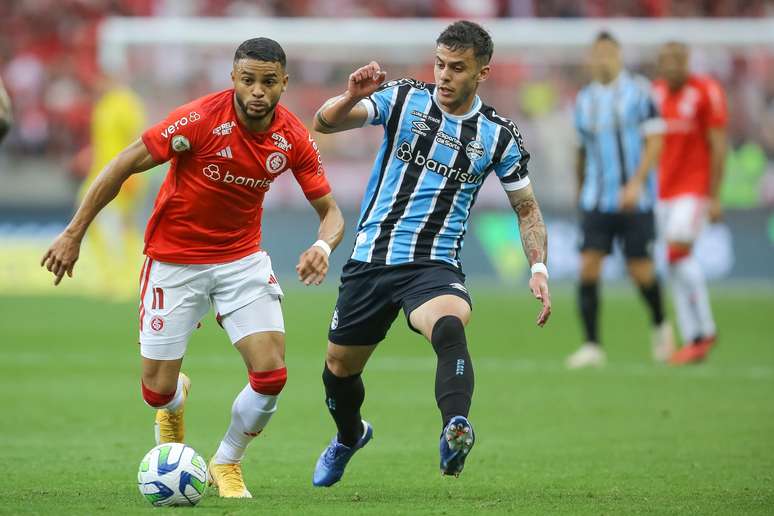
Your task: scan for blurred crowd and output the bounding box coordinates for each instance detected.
[1,0,773,209]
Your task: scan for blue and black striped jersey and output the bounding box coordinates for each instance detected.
[574,71,664,213]
[351,78,531,268]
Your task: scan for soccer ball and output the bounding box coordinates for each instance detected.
[137,443,207,507]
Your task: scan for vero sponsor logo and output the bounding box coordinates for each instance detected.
[161,111,201,139]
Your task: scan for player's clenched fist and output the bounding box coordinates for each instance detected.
[347,61,387,99]
[41,233,81,285]
[296,246,329,286]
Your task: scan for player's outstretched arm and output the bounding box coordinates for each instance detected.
[313,61,387,134]
[507,184,551,327]
[296,193,345,286]
[40,138,160,285]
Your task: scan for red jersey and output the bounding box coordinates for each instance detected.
[141,89,331,264]
[652,75,727,199]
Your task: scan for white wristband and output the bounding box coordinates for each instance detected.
[312,239,331,257]
[530,262,548,279]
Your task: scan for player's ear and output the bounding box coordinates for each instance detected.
[282,73,288,92]
[477,64,491,84]
[230,69,236,84]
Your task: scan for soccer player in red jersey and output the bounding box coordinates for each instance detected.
[652,42,727,364]
[40,38,344,497]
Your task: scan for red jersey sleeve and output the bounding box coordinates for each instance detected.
[141,103,207,163]
[700,78,728,129]
[291,129,331,201]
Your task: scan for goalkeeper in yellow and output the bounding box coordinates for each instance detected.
[79,77,147,299]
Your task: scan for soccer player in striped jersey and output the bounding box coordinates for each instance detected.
[566,32,675,369]
[310,20,551,486]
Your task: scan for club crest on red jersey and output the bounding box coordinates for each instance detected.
[265,151,288,174]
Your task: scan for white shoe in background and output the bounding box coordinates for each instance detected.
[565,343,606,369]
[651,321,676,363]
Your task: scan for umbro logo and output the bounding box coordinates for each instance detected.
[411,120,431,135]
[216,146,233,159]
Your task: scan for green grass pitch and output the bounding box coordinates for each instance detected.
[1,286,772,514]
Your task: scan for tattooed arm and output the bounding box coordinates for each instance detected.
[507,183,551,327]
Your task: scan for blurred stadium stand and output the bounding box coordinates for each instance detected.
[1,1,772,297]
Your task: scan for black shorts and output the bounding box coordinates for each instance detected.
[328,259,472,346]
[580,210,655,259]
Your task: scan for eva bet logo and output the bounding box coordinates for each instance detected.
[161,111,201,139]
[202,164,272,190]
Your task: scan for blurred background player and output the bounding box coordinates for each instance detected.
[78,74,147,299]
[40,38,344,498]
[654,42,727,364]
[310,21,551,486]
[0,76,11,143]
[567,32,674,369]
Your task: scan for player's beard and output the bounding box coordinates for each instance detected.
[235,93,277,122]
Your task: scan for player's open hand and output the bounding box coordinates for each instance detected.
[40,232,81,286]
[296,246,329,286]
[347,61,387,100]
[529,272,551,327]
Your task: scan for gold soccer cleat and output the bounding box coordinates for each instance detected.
[154,373,191,444]
[208,459,253,498]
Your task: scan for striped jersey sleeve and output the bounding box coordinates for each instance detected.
[361,79,422,126]
[490,116,531,191]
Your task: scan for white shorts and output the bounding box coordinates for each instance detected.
[657,195,708,244]
[138,251,284,360]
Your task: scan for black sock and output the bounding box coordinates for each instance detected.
[579,281,599,344]
[322,363,364,447]
[638,280,665,326]
[431,316,474,428]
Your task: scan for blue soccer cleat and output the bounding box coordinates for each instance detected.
[313,421,373,487]
[439,416,475,477]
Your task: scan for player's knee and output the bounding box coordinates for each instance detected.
[325,352,361,377]
[431,315,467,354]
[248,367,287,395]
[141,380,175,408]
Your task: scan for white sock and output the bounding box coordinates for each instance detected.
[145,375,186,411]
[670,262,700,343]
[674,257,716,340]
[213,384,278,464]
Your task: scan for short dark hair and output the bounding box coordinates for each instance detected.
[436,20,493,66]
[234,38,286,68]
[594,31,619,46]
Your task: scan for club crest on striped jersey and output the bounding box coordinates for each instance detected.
[265,151,288,174]
[465,140,485,161]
